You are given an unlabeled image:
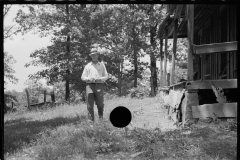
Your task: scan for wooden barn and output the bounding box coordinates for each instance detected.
[158,4,237,125]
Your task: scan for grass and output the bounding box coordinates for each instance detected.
[4,97,237,160]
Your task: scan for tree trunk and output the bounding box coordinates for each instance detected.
[159,39,163,87]
[150,54,157,96]
[44,90,46,105]
[65,69,70,102]
[163,28,168,86]
[25,89,30,108]
[187,5,194,81]
[130,5,138,88]
[150,25,158,96]
[65,4,70,103]
[171,18,178,85]
[150,77,154,97]
[118,58,122,97]
[133,40,138,88]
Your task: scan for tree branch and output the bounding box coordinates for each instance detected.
[4,4,12,18]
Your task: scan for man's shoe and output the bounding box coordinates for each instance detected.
[87,119,94,123]
[99,116,104,122]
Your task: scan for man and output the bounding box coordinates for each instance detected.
[81,49,108,122]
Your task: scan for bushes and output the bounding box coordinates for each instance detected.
[128,85,150,99]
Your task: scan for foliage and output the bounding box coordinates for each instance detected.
[173,65,187,83]
[4,51,19,112]
[128,75,151,98]
[14,4,190,98]
[24,79,52,104]
[4,90,19,106]
[4,4,22,40]
[167,38,188,62]
[4,52,18,89]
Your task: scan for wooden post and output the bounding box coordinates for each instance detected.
[187,5,194,81]
[25,89,30,108]
[171,18,178,85]
[159,39,163,87]
[44,90,46,105]
[167,73,170,86]
[164,28,168,86]
[51,91,55,103]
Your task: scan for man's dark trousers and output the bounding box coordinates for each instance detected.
[86,83,104,121]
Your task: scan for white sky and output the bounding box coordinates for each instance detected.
[4,5,51,92]
[4,5,171,92]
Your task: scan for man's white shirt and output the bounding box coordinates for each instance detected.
[81,61,108,83]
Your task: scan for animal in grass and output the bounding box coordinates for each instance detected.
[209,82,227,103]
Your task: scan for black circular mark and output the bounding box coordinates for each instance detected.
[109,106,132,128]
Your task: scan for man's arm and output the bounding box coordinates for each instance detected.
[81,65,90,82]
[100,62,108,82]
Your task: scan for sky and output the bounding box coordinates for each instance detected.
[4,5,171,92]
[4,5,52,92]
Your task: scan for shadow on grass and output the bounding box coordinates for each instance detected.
[4,114,87,154]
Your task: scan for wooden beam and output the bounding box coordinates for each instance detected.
[30,101,51,107]
[163,28,168,86]
[193,41,237,55]
[171,18,178,85]
[186,79,237,90]
[192,103,237,118]
[159,39,163,87]
[187,5,194,81]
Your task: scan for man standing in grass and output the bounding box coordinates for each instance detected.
[81,48,108,122]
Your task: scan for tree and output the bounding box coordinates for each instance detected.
[4,5,20,89]
[16,5,99,99]
[15,4,173,99]
[4,5,22,112]
[24,79,51,104]
[4,52,19,89]
[133,4,166,96]
[4,4,22,40]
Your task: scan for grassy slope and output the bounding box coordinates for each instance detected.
[4,97,237,160]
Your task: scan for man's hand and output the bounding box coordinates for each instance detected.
[86,78,95,83]
[95,78,102,83]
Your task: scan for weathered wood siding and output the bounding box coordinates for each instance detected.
[193,5,237,81]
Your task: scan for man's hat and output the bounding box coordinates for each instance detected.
[90,48,99,56]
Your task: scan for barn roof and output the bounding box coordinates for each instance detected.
[158,4,219,39]
[157,4,187,39]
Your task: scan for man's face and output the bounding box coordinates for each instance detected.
[90,53,99,61]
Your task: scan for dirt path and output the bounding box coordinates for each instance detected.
[128,99,178,132]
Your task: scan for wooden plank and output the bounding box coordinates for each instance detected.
[193,41,237,55]
[192,103,237,118]
[187,4,194,81]
[171,18,178,85]
[30,102,51,107]
[163,28,168,86]
[186,79,237,90]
